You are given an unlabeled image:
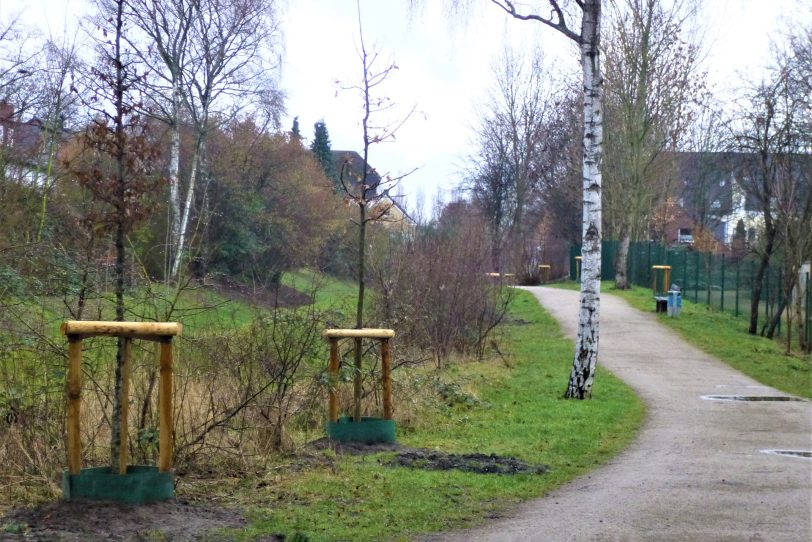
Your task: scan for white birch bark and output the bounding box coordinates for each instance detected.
[167,81,182,279]
[171,136,201,279]
[565,0,603,399]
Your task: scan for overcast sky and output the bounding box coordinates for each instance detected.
[2,0,808,212]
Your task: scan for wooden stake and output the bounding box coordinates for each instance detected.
[67,337,82,475]
[118,338,132,475]
[158,340,173,473]
[353,337,363,422]
[381,338,392,420]
[328,339,339,422]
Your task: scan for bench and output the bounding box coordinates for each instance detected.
[654,296,668,313]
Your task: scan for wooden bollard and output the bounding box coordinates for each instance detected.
[66,337,83,475]
[118,338,132,475]
[328,338,340,423]
[381,338,392,420]
[158,340,174,473]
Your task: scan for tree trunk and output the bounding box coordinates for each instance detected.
[566,0,603,399]
[749,230,775,334]
[614,231,631,289]
[353,202,367,422]
[167,82,182,282]
[171,133,204,279]
[110,0,127,470]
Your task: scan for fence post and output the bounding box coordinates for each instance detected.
[721,254,726,312]
[682,251,688,292]
[806,272,810,349]
[735,261,740,317]
[695,251,700,303]
[706,252,712,306]
[777,268,783,337]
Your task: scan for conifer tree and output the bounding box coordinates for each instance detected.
[310,120,337,184]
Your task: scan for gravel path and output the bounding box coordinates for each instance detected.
[428,286,811,542]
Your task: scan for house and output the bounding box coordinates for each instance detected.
[666,152,765,246]
[331,150,382,198]
[0,101,65,185]
[330,149,414,229]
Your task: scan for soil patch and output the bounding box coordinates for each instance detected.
[309,438,547,474]
[309,436,403,455]
[387,451,548,475]
[1,499,245,541]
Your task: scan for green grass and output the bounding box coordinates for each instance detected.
[223,289,645,541]
[603,284,811,399]
[283,270,358,316]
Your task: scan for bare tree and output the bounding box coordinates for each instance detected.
[70,0,163,469]
[337,1,415,420]
[481,0,603,399]
[467,47,557,273]
[602,0,704,288]
[124,0,281,281]
[731,39,810,337]
[122,0,196,281]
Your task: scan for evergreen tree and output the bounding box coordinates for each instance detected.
[291,116,301,140]
[310,120,337,184]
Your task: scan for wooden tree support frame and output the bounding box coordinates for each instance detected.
[539,264,552,284]
[61,321,182,476]
[652,265,672,296]
[323,328,395,423]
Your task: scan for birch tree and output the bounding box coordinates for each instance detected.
[123,0,195,281]
[173,0,281,280]
[486,0,604,399]
[125,0,280,281]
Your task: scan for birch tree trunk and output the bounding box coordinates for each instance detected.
[167,82,182,281]
[171,133,204,279]
[565,0,603,399]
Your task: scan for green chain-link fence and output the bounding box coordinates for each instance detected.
[570,241,811,346]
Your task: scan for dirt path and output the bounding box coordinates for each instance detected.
[427,286,811,542]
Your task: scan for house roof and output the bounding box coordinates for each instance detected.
[331,150,382,194]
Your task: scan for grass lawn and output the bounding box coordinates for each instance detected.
[551,281,811,399]
[215,288,645,541]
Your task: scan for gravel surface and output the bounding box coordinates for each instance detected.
[426,286,812,542]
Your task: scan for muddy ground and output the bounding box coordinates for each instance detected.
[1,442,545,541]
[0,500,247,541]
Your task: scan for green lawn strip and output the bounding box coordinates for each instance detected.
[605,284,811,399]
[231,289,645,541]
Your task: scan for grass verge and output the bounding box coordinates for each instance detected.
[217,288,644,541]
[596,283,811,399]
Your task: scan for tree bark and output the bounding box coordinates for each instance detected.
[111,0,127,470]
[614,231,630,289]
[171,133,204,279]
[565,0,603,399]
[167,82,182,281]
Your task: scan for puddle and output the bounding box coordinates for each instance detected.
[761,449,812,459]
[701,395,807,402]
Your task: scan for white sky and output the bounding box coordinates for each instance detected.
[2,0,808,212]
